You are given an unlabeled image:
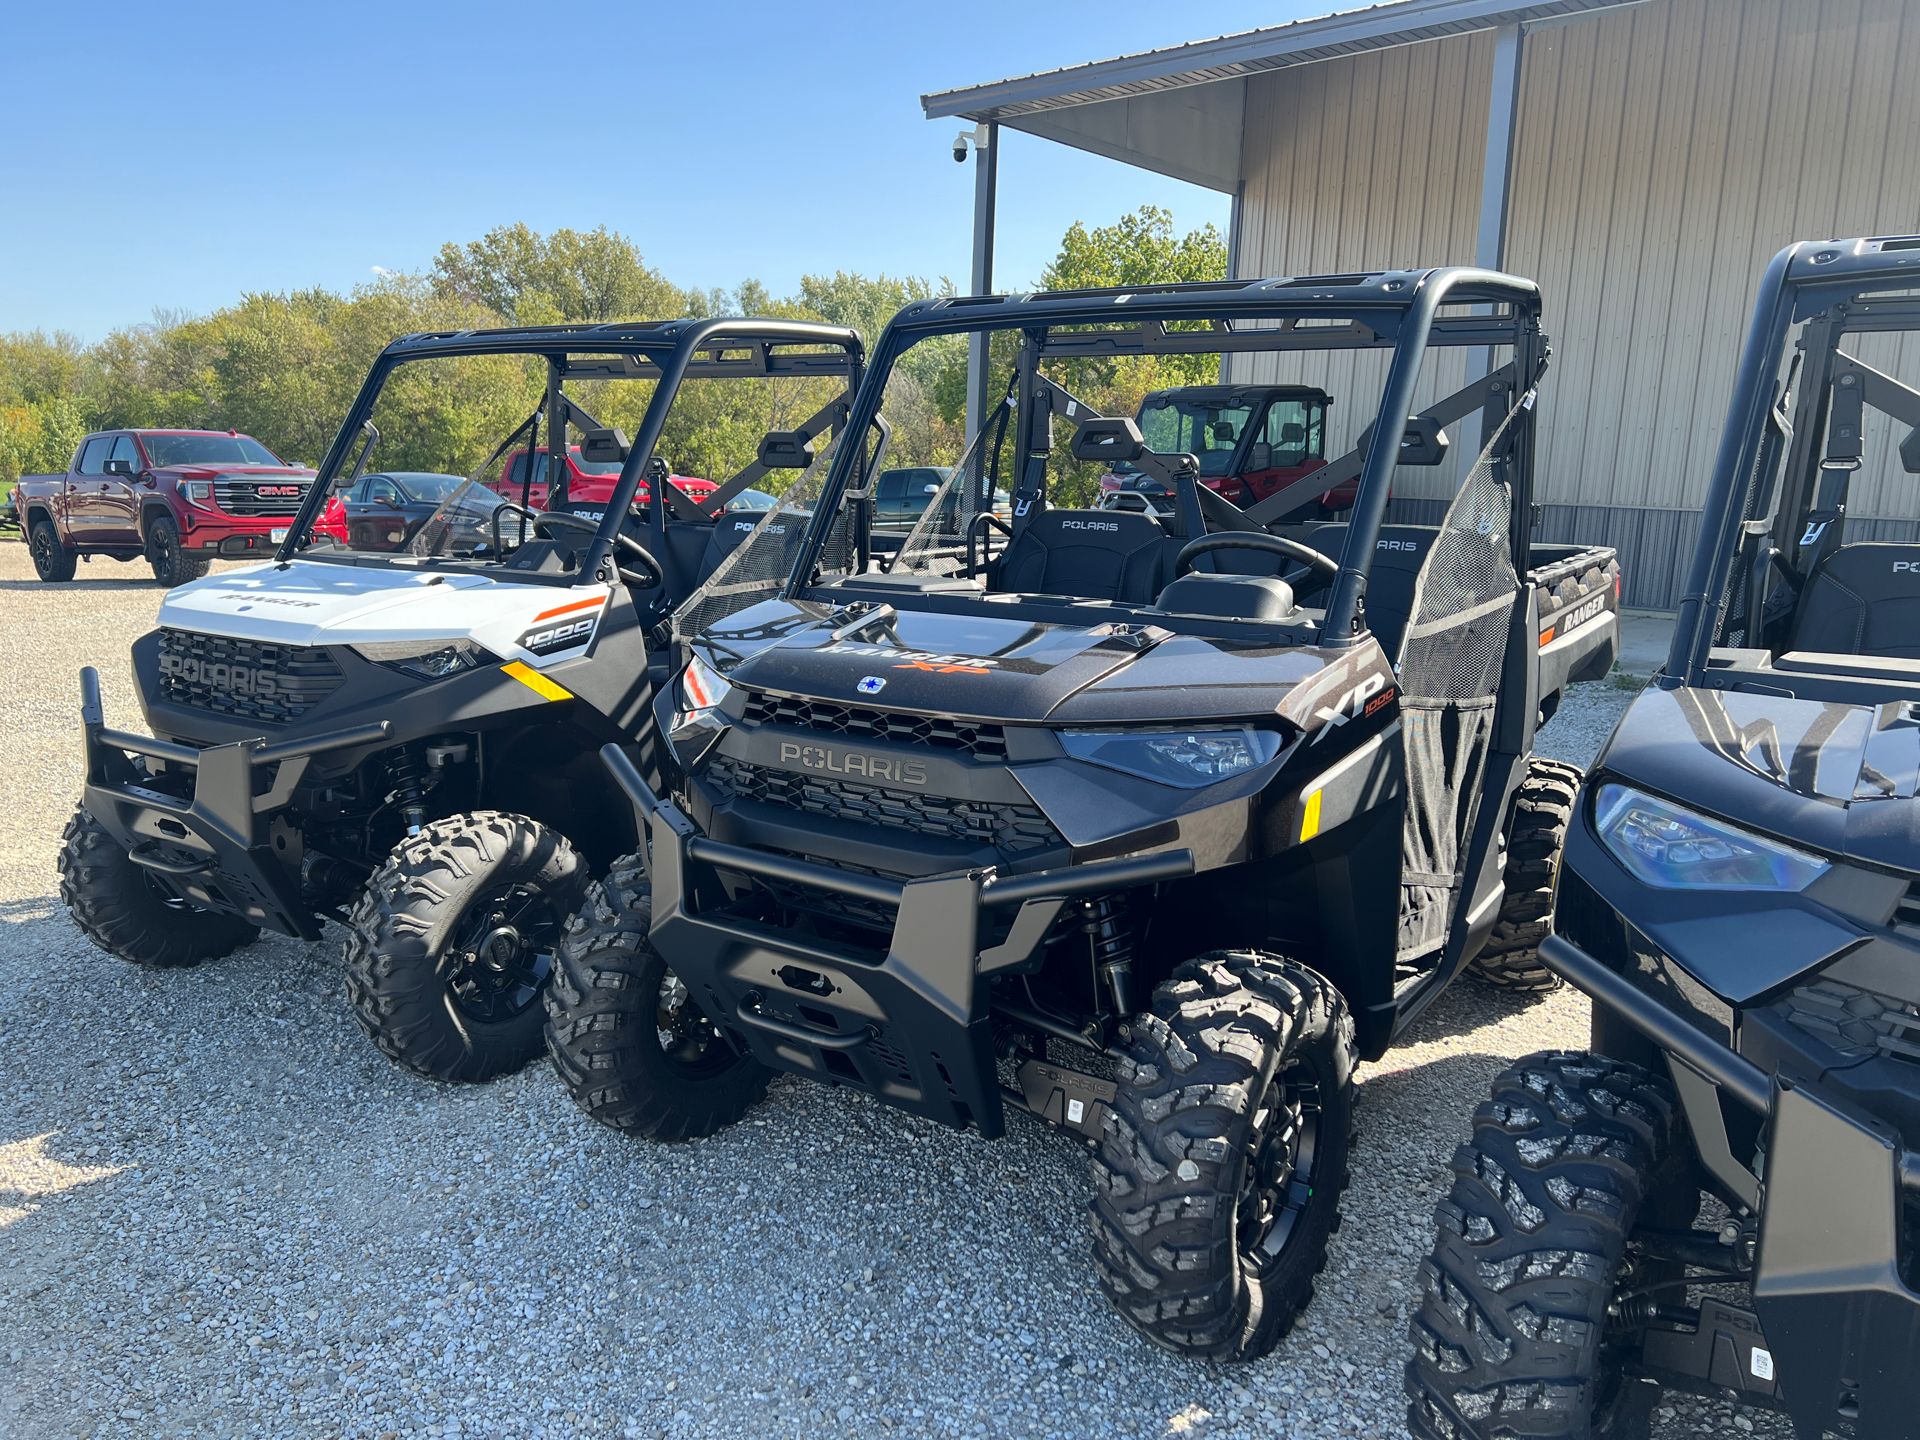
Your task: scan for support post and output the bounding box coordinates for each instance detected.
[964,121,999,447]
[1467,21,1526,459]
[1220,182,1244,383]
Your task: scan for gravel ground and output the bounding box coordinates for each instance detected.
[0,542,1786,1439]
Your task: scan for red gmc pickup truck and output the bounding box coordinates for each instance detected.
[17,429,344,586]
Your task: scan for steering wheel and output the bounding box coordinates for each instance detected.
[1176,531,1339,581]
[495,506,666,589]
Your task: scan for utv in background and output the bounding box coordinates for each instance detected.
[1097,384,1339,517]
[545,270,1619,1356]
[61,319,866,1082]
[1409,236,1920,1440]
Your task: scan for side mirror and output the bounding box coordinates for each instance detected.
[1901,427,1920,474]
[102,458,135,478]
[1211,421,1236,443]
[1358,414,1452,466]
[579,427,630,465]
[1069,416,1147,465]
[922,483,942,496]
[758,430,814,470]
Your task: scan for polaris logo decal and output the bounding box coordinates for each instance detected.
[778,741,928,787]
[825,642,1000,675]
[857,675,886,695]
[1309,674,1392,744]
[1060,519,1120,532]
[1377,539,1420,553]
[1895,561,1920,574]
[159,653,280,699]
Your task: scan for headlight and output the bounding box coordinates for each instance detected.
[352,637,492,679]
[1060,726,1284,789]
[1594,784,1829,892]
[676,652,733,725]
[182,480,212,505]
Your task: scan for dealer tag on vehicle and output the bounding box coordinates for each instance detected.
[270,527,288,543]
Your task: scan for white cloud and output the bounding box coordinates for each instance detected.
[370,265,393,278]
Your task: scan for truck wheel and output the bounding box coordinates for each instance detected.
[1469,758,1583,992]
[344,812,588,1084]
[1092,951,1357,1360]
[544,854,769,1140]
[29,520,77,582]
[1406,1051,1679,1440]
[147,516,210,588]
[57,806,258,967]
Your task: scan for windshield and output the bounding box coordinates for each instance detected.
[143,433,284,467]
[1135,398,1253,478]
[293,336,866,577]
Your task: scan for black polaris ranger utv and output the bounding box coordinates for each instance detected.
[1408,235,1920,1440]
[550,271,1622,1355]
[61,318,865,1082]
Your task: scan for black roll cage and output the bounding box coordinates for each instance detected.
[1674,235,1920,683]
[275,318,865,585]
[790,268,1546,644]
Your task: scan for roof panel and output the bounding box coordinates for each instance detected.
[922,0,1646,121]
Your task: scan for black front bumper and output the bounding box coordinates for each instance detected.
[606,746,1190,1137]
[1544,935,1920,1438]
[78,667,388,939]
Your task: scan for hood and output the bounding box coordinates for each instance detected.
[155,559,606,657]
[161,464,317,481]
[1605,684,1920,872]
[704,599,1332,725]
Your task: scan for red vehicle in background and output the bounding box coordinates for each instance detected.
[1098,385,1351,518]
[16,428,346,586]
[486,445,717,515]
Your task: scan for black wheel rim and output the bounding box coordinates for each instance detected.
[655,967,731,1077]
[154,530,177,582]
[32,530,55,575]
[443,883,559,1023]
[1236,1053,1326,1275]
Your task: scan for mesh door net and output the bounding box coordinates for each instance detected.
[1393,394,1530,962]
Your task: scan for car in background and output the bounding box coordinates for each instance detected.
[334,471,507,552]
[1097,385,1346,518]
[871,466,1009,531]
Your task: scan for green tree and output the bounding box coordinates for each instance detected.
[431,224,690,325]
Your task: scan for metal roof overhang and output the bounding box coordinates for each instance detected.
[921,0,1647,192]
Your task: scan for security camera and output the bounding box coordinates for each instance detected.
[952,124,989,164]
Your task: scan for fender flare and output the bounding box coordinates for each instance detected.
[139,501,179,545]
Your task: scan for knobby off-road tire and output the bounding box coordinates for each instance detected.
[1407,1051,1680,1440]
[30,519,77,582]
[147,516,210,588]
[344,811,587,1084]
[1092,951,1357,1360]
[1469,758,1583,993]
[57,805,258,967]
[544,854,769,1141]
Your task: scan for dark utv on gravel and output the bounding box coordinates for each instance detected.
[60,319,864,1083]
[545,269,1619,1356]
[1410,236,1920,1440]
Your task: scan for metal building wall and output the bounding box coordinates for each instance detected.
[1236,0,1920,606]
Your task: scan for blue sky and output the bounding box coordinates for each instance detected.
[2,0,1322,340]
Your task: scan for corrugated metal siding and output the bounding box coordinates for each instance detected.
[1234,30,1496,505]
[1502,0,1920,603]
[1233,0,1920,606]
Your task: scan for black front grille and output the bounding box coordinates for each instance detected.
[212,476,311,517]
[705,754,1058,852]
[1893,881,1920,939]
[742,692,1008,760]
[157,628,343,724]
[1777,978,1920,1064]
